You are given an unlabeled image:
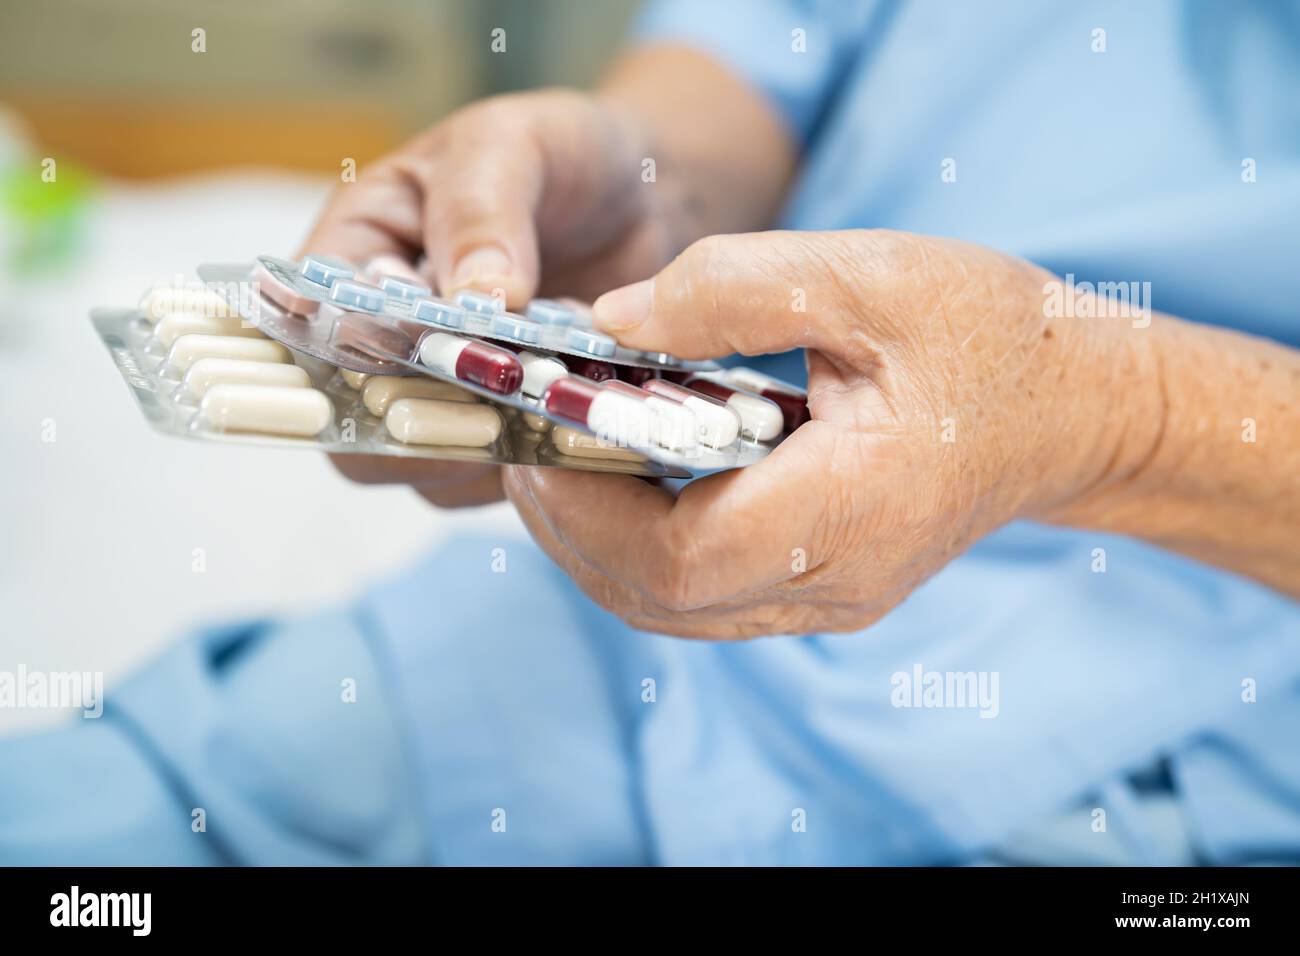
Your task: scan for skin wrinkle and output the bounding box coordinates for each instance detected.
[532,96,642,255]
[303,57,1300,635]
[1041,316,1173,524]
[335,167,424,259]
[528,227,1192,638]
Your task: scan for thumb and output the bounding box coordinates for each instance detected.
[589,231,852,360]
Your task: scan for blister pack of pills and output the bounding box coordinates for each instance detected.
[90,254,810,479]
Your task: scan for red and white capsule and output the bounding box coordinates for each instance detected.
[720,367,811,434]
[417,331,523,395]
[601,380,699,453]
[543,376,656,450]
[642,378,741,449]
[683,377,784,442]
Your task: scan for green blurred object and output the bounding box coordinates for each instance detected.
[0,158,93,274]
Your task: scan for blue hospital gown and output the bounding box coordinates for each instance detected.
[2,0,1299,865]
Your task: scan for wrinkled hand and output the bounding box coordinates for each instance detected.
[504,230,1161,638]
[302,89,676,506]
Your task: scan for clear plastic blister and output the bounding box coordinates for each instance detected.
[247,254,722,372]
[90,255,811,478]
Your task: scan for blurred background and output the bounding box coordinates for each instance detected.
[0,0,639,734]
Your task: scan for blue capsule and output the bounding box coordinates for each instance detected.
[413,297,467,329]
[300,254,354,288]
[525,298,578,326]
[377,275,432,301]
[490,312,544,345]
[566,327,617,358]
[454,290,503,315]
[329,279,386,313]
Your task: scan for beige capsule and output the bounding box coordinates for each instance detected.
[198,384,332,437]
[550,425,646,462]
[182,357,311,400]
[384,398,503,447]
[362,375,478,417]
[522,412,552,434]
[338,368,371,391]
[153,311,264,347]
[165,334,292,373]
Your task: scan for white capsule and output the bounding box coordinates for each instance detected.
[338,369,371,390]
[198,384,332,437]
[721,367,778,394]
[361,375,477,417]
[686,378,784,442]
[181,358,310,401]
[152,311,263,347]
[518,351,568,399]
[165,334,292,374]
[724,391,783,441]
[587,391,657,450]
[384,399,503,447]
[139,285,237,322]
[551,426,646,462]
[642,379,741,448]
[644,396,699,452]
[683,396,737,447]
[600,380,699,453]
[717,392,774,442]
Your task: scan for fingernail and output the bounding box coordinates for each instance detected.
[363,254,422,283]
[593,278,654,331]
[452,246,512,288]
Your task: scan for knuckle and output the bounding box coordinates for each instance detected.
[677,234,729,287]
[429,189,504,234]
[449,94,526,136]
[662,235,731,336]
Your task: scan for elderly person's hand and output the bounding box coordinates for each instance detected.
[503,229,1174,638]
[299,48,796,508]
[302,89,667,506]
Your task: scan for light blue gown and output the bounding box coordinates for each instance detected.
[3,0,1298,865]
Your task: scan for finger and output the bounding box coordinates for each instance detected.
[411,120,546,308]
[504,465,671,619]
[360,253,426,285]
[299,160,426,267]
[413,470,504,508]
[589,231,860,360]
[505,421,848,611]
[329,454,497,487]
[503,467,813,639]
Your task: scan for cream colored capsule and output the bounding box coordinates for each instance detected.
[339,368,371,390]
[140,285,237,322]
[522,412,552,434]
[362,375,477,417]
[165,334,291,373]
[551,425,646,462]
[182,358,311,401]
[384,399,503,447]
[153,311,263,347]
[198,384,332,437]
